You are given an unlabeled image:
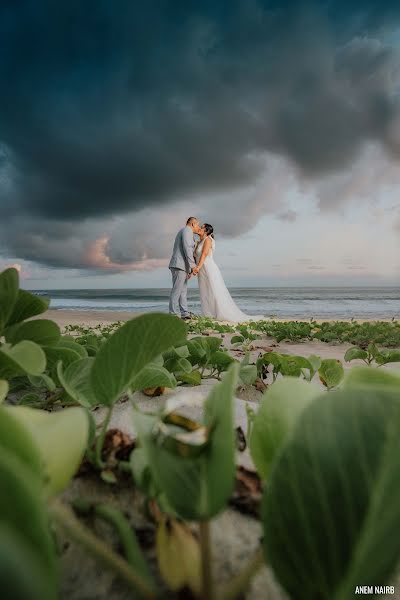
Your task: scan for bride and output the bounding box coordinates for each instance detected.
[193,223,259,323]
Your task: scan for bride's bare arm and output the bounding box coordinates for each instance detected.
[197,237,212,270]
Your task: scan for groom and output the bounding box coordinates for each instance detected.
[169,217,202,319]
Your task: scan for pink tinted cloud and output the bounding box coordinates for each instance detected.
[85,235,168,272]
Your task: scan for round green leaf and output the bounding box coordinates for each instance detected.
[0,448,57,580]
[177,370,202,386]
[57,357,97,407]
[5,319,61,346]
[0,341,47,378]
[231,335,245,344]
[0,268,19,333]
[211,350,235,369]
[262,388,400,600]
[57,337,88,358]
[133,363,239,520]
[375,350,400,366]
[131,364,177,392]
[7,289,49,326]
[163,345,189,360]
[0,379,8,404]
[250,378,320,480]
[343,366,400,391]
[5,406,89,495]
[44,345,81,371]
[92,313,186,406]
[0,524,57,600]
[0,406,42,474]
[344,347,368,362]
[318,358,344,389]
[239,364,257,385]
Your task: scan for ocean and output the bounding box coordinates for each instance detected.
[32,287,400,320]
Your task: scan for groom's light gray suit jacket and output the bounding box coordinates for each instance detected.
[168,226,196,274]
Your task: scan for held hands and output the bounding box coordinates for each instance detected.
[187,266,200,279]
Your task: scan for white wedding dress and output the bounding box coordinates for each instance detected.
[195,237,259,323]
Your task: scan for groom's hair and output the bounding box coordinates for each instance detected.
[186,217,197,225]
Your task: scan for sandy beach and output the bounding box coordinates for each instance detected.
[38,308,399,372]
[42,309,140,328]
[43,308,396,329]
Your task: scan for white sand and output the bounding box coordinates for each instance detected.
[41,309,399,367]
[43,308,395,328]
[41,309,140,328]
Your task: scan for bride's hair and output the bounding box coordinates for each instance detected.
[203,223,214,238]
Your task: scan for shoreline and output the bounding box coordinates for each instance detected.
[41,308,397,328]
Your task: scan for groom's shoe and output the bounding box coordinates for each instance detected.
[181,312,195,320]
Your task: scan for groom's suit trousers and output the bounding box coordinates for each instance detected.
[169,268,189,317]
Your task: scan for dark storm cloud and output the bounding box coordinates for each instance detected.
[1,0,400,268]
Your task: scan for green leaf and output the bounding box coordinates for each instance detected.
[0,380,8,403]
[374,350,400,366]
[7,289,49,326]
[130,447,160,498]
[28,373,56,391]
[164,356,193,374]
[239,364,257,385]
[0,341,46,378]
[131,363,177,392]
[250,378,320,480]
[231,335,245,344]
[211,350,235,370]
[92,314,186,406]
[342,366,400,391]
[177,370,202,386]
[279,355,313,378]
[304,354,322,380]
[5,319,61,346]
[163,345,189,360]
[176,357,193,373]
[318,358,344,389]
[344,347,368,362]
[57,337,88,358]
[204,336,223,353]
[259,352,282,370]
[5,406,89,495]
[44,345,81,371]
[187,339,207,363]
[262,387,400,600]
[0,449,57,590]
[0,406,42,474]
[0,268,19,333]
[0,524,57,600]
[132,363,239,520]
[57,358,97,407]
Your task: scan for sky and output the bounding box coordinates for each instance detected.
[0,0,400,289]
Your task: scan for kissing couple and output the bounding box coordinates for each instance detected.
[168,217,258,323]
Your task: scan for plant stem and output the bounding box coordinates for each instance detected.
[49,499,158,600]
[95,404,113,468]
[217,547,264,600]
[199,520,214,600]
[94,503,154,582]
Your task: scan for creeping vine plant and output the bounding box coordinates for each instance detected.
[1,267,400,599]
